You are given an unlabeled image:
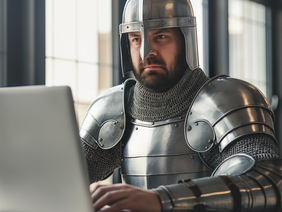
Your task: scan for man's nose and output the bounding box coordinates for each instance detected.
[147,41,158,57]
[140,35,158,60]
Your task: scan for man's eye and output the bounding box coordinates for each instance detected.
[133,38,141,42]
[157,35,166,39]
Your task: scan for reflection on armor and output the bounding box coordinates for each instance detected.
[185,75,276,153]
[80,80,136,150]
[153,157,282,211]
[212,153,255,176]
[121,118,212,189]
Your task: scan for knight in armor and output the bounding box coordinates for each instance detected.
[80,0,282,211]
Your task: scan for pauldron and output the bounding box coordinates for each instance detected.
[79,79,136,150]
[185,75,276,153]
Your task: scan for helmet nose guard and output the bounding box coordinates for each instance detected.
[119,0,199,77]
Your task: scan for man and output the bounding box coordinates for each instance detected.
[80,0,282,211]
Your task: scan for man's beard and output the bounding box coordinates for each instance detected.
[132,52,188,92]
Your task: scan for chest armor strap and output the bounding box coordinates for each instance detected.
[121,117,212,189]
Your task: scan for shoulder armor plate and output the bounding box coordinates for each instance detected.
[79,79,136,150]
[184,76,276,152]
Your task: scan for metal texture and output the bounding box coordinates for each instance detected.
[212,153,255,176]
[119,0,199,76]
[121,117,212,189]
[153,158,282,211]
[185,75,276,153]
[79,80,135,150]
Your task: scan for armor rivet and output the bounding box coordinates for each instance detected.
[195,122,198,126]
[188,18,191,24]
[189,111,192,115]
[187,125,192,131]
[205,146,208,149]
[191,155,194,159]
[175,124,178,127]
[152,122,155,125]
[98,138,103,142]
[162,21,165,25]
[100,144,104,147]
[119,124,124,130]
[136,127,138,130]
[127,26,129,29]
[208,139,213,144]
[121,112,124,115]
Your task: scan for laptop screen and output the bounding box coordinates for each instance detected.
[0,85,93,212]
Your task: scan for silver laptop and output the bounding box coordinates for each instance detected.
[0,85,93,212]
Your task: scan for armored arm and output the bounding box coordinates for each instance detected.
[154,155,282,211]
[79,83,127,183]
[153,76,281,211]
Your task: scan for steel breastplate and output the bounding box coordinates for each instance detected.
[121,117,212,189]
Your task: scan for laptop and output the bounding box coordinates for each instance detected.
[0,85,93,212]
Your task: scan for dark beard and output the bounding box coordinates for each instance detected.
[133,52,187,92]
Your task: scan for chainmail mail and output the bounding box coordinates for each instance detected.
[81,139,121,184]
[200,134,281,169]
[126,68,209,122]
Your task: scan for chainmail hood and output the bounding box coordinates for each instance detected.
[126,68,209,122]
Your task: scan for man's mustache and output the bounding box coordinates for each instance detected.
[138,57,166,70]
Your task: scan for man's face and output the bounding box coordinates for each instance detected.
[128,28,187,92]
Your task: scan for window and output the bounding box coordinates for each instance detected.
[0,0,7,87]
[229,0,269,97]
[191,0,209,74]
[45,0,112,125]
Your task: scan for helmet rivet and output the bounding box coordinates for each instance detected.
[187,125,192,131]
[188,18,193,25]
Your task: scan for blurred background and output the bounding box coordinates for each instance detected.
[1,0,282,182]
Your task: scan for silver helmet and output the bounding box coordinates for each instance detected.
[119,0,199,76]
